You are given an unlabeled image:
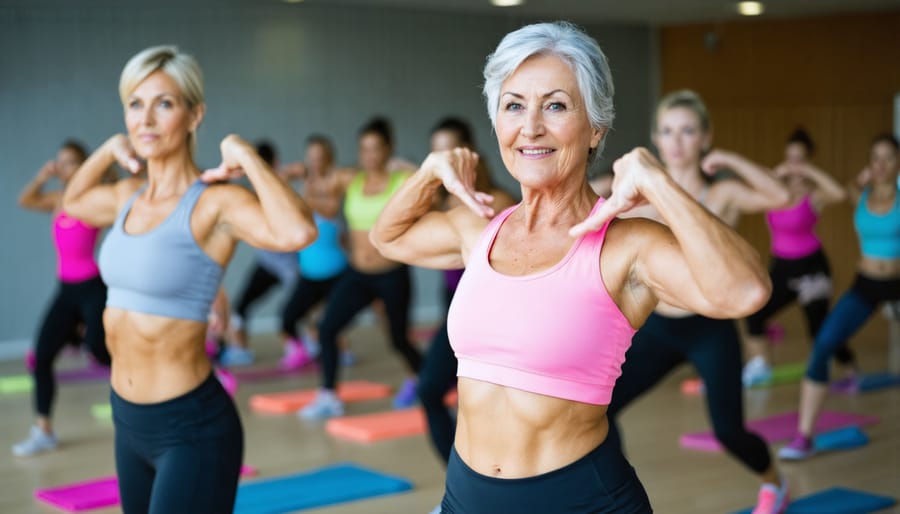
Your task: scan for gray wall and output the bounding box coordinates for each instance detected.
[0,0,654,349]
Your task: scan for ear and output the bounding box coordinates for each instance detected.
[189,103,206,133]
[590,126,607,153]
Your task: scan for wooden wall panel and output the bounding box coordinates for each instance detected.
[660,12,900,291]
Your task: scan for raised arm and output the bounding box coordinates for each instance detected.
[62,135,142,227]
[201,135,317,252]
[703,149,790,213]
[573,148,770,319]
[370,148,495,269]
[19,161,62,212]
[777,161,847,210]
[845,167,872,206]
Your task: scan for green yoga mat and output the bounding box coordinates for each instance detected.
[91,403,112,421]
[0,375,33,394]
[752,362,807,388]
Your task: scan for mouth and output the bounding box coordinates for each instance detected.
[138,134,159,142]
[517,147,555,159]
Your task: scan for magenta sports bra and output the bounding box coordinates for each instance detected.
[53,211,101,283]
[766,195,822,259]
[447,198,636,405]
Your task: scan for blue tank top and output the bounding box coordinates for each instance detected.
[99,180,224,322]
[298,213,348,280]
[854,188,900,259]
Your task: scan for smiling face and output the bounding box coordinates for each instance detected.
[124,70,203,160]
[652,106,710,170]
[494,53,603,190]
[55,146,84,183]
[358,132,390,172]
[305,141,332,175]
[431,129,466,153]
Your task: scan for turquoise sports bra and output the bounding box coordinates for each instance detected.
[854,188,900,260]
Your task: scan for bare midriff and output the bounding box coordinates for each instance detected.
[349,230,402,273]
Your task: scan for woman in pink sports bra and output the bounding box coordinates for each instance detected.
[743,129,853,388]
[371,22,771,514]
[13,141,113,458]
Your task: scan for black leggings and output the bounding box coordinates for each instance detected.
[745,249,854,365]
[33,276,110,417]
[318,266,422,390]
[417,320,457,463]
[441,439,652,513]
[112,374,243,514]
[280,274,342,338]
[608,313,772,475]
[234,264,281,319]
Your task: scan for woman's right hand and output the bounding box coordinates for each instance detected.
[856,167,873,187]
[107,134,142,175]
[37,160,58,182]
[420,148,494,218]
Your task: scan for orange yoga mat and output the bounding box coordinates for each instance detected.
[249,381,392,414]
[326,408,427,442]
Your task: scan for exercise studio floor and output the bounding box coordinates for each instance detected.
[2,315,898,514]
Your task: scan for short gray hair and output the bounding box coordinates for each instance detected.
[483,22,615,159]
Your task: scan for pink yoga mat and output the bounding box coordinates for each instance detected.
[34,476,119,512]
[35,467,258,512]
[679,410,880,453]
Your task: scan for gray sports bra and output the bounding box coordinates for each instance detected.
[99,180,223,322]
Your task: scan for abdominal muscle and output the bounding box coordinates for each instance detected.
[104,307,212,404]
[453,377,609,479]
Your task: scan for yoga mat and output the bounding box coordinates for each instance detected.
[250,381,392,414]
[326,408,426,442]
[91,403,112,421]
[56,366,110,383]
[680,411,879,453]
[814,426,869,452]
[34,476,119,512]
[35,466,261,512]
[231,363,318,382]
[234,463,412,514]
[0,374,32,394]
[732,487,896,514]
[680,362,807,396]
[859,372,900,393]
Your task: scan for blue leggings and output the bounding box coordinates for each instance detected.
[806,274,900,383]
[111,374,244,514]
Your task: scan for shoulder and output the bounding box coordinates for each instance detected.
[112,177,145,203]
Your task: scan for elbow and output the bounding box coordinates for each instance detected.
[368,230,392,259]
[280,224,318,252]
[722,275,771,318]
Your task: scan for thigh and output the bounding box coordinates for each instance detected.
[685,319,748,430]
[78,279,110,364]
[34,289,80,363]
[372,268,411,334]
[318,271,375,336]
[115,429,155,514]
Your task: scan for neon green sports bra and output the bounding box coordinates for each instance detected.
[343,171,409,231]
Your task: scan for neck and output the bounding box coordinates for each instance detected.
[870,180,898,199]
[665,162,706,197]
[145,148,199,198]
[519,176,596,233]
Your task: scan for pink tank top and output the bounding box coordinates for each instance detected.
[447,198,636,405]
[53,211,100,283]
[766,195,821,259]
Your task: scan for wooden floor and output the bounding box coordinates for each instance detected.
[2,311,899,514]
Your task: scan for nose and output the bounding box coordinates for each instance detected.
[139,106,155,127]
[521,106,544,139]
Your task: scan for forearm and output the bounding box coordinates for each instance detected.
[18,174,49,209]
[727,152,790,204]
[801,164,846,203]
[644,172,769,310]
[371,168,441,248]
[62,140,117,213]
[238,147,316,246]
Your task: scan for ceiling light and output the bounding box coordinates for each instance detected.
[737,1,765,16]
[491,0,524,6]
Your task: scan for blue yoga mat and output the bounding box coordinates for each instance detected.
[814,426,868,452]
[733,487,896,514]
[859,372,900,392]
[233,463,413,514]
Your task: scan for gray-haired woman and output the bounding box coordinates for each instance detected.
[371,22,771,513]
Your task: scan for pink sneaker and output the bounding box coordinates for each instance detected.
[778,433,814,460]
[751,480,789,514]
[830,374,860,395]
[205,338,219,360]
[25,350,36,372]
[279,338,313,370]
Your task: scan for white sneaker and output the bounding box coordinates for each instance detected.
[742,356,773,387]
[12,426,58,457]
[427,505,442,514]
[298,390,344,420]
[219,345,255,367]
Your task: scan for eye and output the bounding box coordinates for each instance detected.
[547,101,566,111]
[504,102,523,111]
[159,99,173,108]
[128,100,141,109]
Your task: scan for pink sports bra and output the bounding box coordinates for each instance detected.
[53,211,100,283]
[766,195,821,259]
[447,198,636,405]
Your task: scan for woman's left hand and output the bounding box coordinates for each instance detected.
[201,135,254,183]
[570,148,664,237]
